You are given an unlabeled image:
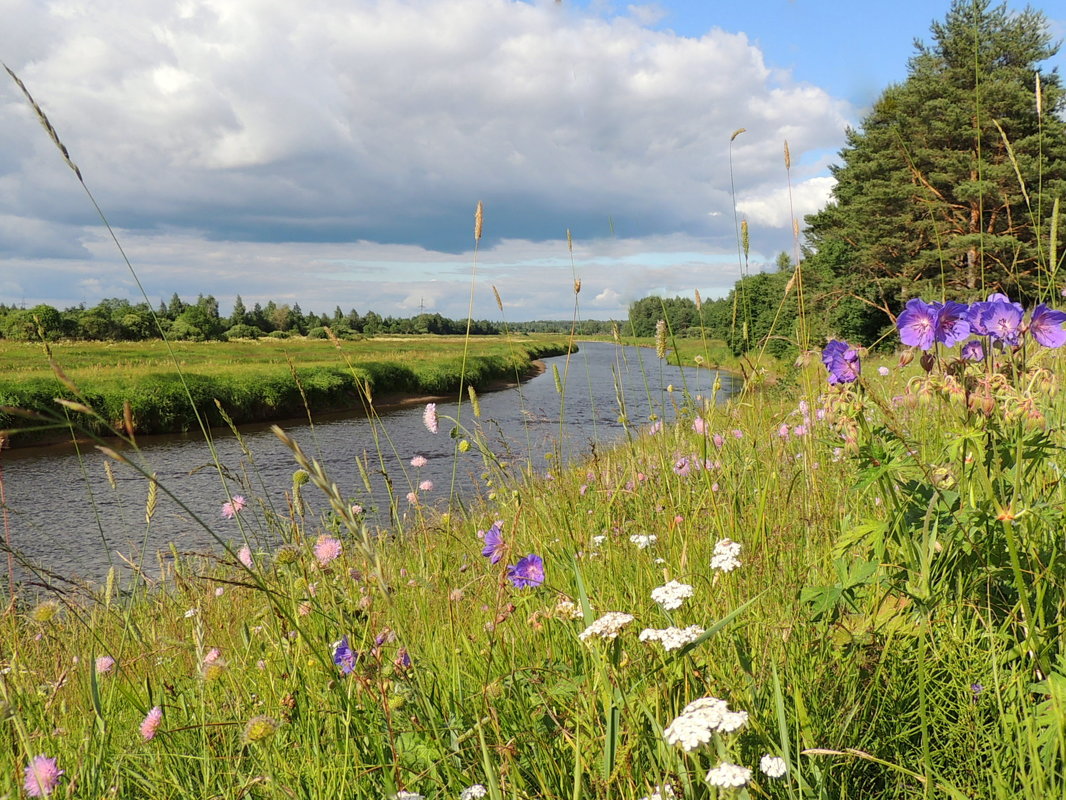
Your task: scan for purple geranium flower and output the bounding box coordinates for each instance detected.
[479,521,505,564]
[933,301,970,346]
[507,554,545,589]
[333,635,359,675]
[821,340,861,384]
[960,340,984,361]
[978,299,1024,346]
[897,298,938,350]
[969,293,1023,336]
[1028,304,1066,348]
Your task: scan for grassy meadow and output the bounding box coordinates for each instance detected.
[0,335,569,446]
[3,325,1065,799]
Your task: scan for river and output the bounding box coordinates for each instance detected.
[0,341,738,588]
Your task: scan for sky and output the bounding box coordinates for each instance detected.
[1,0,1063,321]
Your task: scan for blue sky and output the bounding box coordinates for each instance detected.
[1,0,1062,320]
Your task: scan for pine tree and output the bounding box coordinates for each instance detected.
[805,0,1066,332]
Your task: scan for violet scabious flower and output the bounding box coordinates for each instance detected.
[314,535,342,567]
[1028,304,1066,348]
[333,635,358,675]
[140,706,163,741]
[410,455,428,468]
[95,655,116,674]
[672,457,691,477]
[507,554,545,588]
[423,403,439,434]
[933,301,970,346]
[237,545,254,569]
[821,340,861,384]
[896,298,938,350]
[23,755,63,797]
[960,340,984,361]
[479,521,505,564]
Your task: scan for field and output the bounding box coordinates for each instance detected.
[3,324,1065,799]
[0,335,570,446]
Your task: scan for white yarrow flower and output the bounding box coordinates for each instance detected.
[711,538,742,572]
[460,785,488,800]
[705,762,751,788]
[630,534,657,549]
[639,625,705,651]
[650,580,694,610]
[578,612,635,641]
[760,754,788,778]
[638,785,676,800]
[555,599,584,620]
[662,696,747,752]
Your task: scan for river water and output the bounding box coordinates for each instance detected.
[0,342,738,587]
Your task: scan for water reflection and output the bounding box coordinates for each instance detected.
[0,341,737,585]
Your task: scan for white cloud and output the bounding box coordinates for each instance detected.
[0,0,853,318]
[736,176,836,229]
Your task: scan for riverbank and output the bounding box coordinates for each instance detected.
[0,335,570,448]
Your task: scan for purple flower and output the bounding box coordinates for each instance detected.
[140,706,163,741]
[969,293,1023,336]
[333,635,359,675]
[672,456,692,477]
[960,340,984,361]
[978,300,1024,346]
[479,521,505,564]
[507,554,545,589]
[423,403,439,434]
[821,340,861,384]
[1028,304,1066,348]
[23,756,63,797]
[896,299,938,350]
[394,647,411,670]
[933,301,970,346]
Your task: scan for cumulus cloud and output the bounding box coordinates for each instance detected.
[736,176,836,229]
[0,0,853,318]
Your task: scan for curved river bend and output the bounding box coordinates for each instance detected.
[1,342,738,586]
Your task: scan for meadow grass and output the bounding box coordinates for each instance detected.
[0,336,568,445]
[3,333,1065,799]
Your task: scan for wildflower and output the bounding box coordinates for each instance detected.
[878,366,890,376]
[333,636,358,675]
[933,300,970,346]
[203,648,221,665]
[960,340,984,361]
[394,647,411,670]
[692,417,707,435]
[30,600,60,624]
[663,697,739,751]
[140,706,163,740]
[712,433,724,449]
[461,786,488,800]
[672,457,691,477]
[630,534,657,550]
[760,754,788,778]
[479,521,505,564]
[1029,304,1066,348]
[705,763,751,788]
[410,455,427,468]
[221,494,247,519]
[821,340,861,384]
[183,608,198,618]
[638,785,676,800]
[591,534,607,548]
[275,544,300,565]
[555,598,584,619]
[711,538,742,572]
[95,655,115,675]
[731,428,743,439]
[792,424,807,437]
[237,545,254,569]
[971,294,1024,345]
[778,423,790,438]
[896,298,938,350]
[242,715,280,744]
[423,403,439,434]
[578,612,634,641]
[639,625,705,651]
[214,586,224,597]
[406,491,418,505]
[23,755,63,797]
[351,504,364,515]
[393,793,424,800]
[647,420,663,435]
[314,535,342,567]
[650,580,694,610]
[419,479,433,492]
[201,659,227,682]
[507,554,545,588]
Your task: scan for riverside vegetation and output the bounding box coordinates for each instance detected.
[4,0,1066,796]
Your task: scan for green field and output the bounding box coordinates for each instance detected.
[0,335,570,446]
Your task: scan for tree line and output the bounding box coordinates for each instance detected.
[0,294,503,342]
